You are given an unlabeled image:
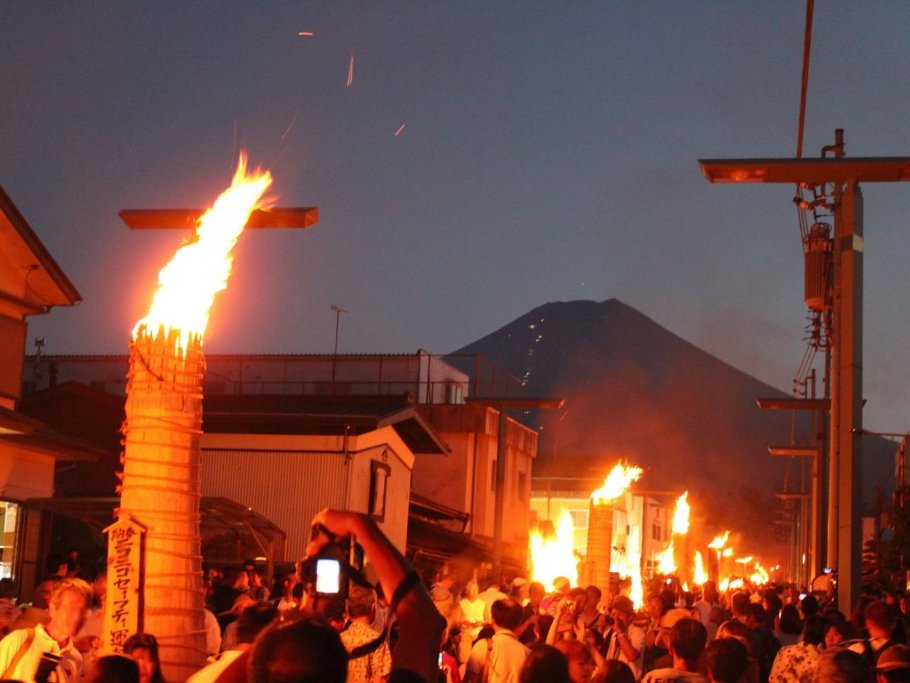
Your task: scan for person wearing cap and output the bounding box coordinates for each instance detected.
[602,595,646,678]
[876,644,910,683]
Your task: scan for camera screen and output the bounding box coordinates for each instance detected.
[316,558,341,594]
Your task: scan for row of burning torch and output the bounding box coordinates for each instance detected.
[529,462,775,609]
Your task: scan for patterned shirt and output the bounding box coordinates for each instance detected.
[340,620,392,683]
[768,642,820,683]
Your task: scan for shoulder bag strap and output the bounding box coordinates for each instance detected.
[1,628,36,679]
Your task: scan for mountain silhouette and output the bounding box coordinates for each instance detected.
[450,298,894,554]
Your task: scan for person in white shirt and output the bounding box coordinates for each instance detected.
[0,578,89,683]
[458,581,487,663]
[464,598,528,683]
[602,595,646,678]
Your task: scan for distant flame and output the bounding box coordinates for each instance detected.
[734,556,753,565]
[591,461,643,505]
[708,531,730,550]
[657,539,676,575]
[749,562,770,586]
[693,551,708,585]
[721,547,733,558]
[672,491,690,535]
[132,153,273,351]
[529,511,578,590]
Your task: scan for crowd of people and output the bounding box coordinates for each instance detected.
[2,517,910,682]
[425,573,910,683]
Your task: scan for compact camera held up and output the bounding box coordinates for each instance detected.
[299,523,369,601]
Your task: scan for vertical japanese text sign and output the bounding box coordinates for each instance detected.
[101,514,145,653]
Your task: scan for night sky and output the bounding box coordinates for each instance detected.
[3,2,909,433]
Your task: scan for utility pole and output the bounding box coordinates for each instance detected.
[700,131,910,611]
[330,304,348,393]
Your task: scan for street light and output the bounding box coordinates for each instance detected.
[330,305,348,392]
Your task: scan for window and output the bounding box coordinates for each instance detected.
[518,471,527,498]
[491,459,497,491]
[569,509,589,530]
[369,461,391,522]
[0,502,20,580]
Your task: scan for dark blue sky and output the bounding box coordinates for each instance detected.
[3,2,909,432]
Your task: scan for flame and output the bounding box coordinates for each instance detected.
[132,154,273,351]
[708,531,730,550]
[591,461,643,505]
[657,539,676,575]
[719,577,730,592]
[749,561,770,586]
[529,511,578,590]
[734,556,753,565]
[693,551,708,585]
[721,547,733,558]
[672,491,690,535]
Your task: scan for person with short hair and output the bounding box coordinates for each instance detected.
[187,603,277,683]
[875,644,910,683]
[341,584,392,683]
[641,618,708,683]
[849,600,900,667]
[249,618,349,683]
[815,647,875,683]
[519,644,571,683]
[465,598,529,683]
[0,577,90,682]
[705,637,748,683]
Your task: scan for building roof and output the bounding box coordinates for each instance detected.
[0,184,81,308]
[0,402,106,462]
[203,393,448,455]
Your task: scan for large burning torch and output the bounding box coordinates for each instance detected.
[101,156,272,680]
[586,462,642,598]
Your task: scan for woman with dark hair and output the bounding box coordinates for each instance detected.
[85,654,140,683]
[768,615,825,682]
[776,605,802,647]
[823,618,852,650]
[123,632,166,683]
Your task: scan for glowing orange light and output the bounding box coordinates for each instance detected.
[693,551,708,585]
[529,511,578,590]
[708,531,730,549]
[591,462,643,506]
[672,491,690,535]
[657,540,676,575]
[132,153,273,351]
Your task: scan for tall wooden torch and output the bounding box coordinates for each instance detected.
[102,156,272,681]
[587,462,642,599]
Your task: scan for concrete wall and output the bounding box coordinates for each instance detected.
[200,428,414,559]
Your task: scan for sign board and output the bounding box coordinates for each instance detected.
[101,513,145,653]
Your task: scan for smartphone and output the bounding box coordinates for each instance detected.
[438,652,444,669]
[315,558,341,595]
